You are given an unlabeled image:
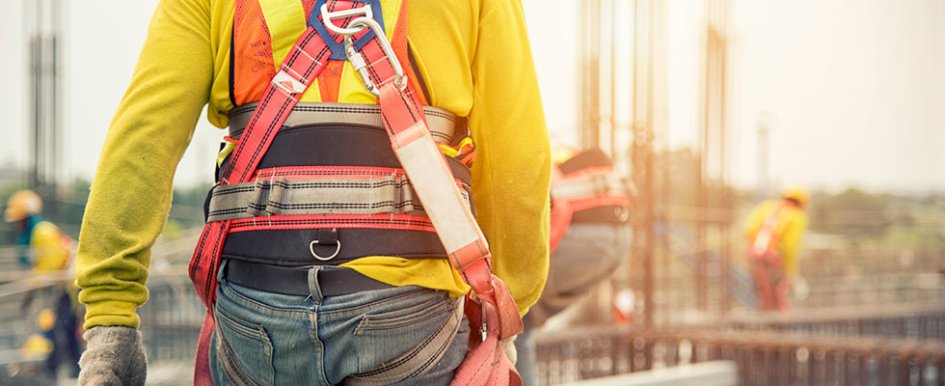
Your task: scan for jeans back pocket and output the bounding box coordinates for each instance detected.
[213,307,276,386]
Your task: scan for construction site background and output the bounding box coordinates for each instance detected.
[1,0,944,385]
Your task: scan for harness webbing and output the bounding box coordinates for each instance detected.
[192,1,520,384]
[334,10,523,385]
[189,3,350,384]
[228,102,459,142]
[205,167,471,222]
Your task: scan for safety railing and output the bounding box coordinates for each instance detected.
[714,303,945,341]
[0,272,73,383]
[634,329,945,386]
[137,272,204,363]
[536,309,945,386]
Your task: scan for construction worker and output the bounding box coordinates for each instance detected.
[5,190,81,379]
[744,187,809,312]
[514,147,633,386]
[75,1,549,385]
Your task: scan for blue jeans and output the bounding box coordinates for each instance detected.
[210,264,470,385]
[515,224,632,386]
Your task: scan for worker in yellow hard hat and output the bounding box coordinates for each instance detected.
[744,186,809,312]
[6,190,71,271]
[5,190,81,378]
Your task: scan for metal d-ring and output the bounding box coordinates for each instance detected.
[310,240,342,261]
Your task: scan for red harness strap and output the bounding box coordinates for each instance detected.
[333,11,523,386]
[189,3,364,384]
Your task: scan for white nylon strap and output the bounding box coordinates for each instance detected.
[552,172,630,200]
[394,129,484,253]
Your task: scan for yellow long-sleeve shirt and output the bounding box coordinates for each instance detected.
[77,0,550,329]
[744,200,808,278]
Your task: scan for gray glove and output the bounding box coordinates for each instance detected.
[78,326,147,386]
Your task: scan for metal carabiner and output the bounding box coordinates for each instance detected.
[344,18,407,96]
[320,4,373,35]
[318,5,406,96]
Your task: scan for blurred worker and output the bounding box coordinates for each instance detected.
[75,0,549,385]
[744,187,809,312]
[5,190,81,379]
[515,147,633,386]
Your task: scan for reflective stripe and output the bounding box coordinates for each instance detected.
[228,102,461,144]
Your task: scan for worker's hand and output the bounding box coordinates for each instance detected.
[78,326,147,386]
[501,336,518,365]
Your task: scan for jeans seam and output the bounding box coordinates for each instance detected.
[310,306,332,386]
[215,325,264,386]
[213,306,275,385]
[353,296,450,335]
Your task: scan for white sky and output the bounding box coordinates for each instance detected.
[0,0,943,193]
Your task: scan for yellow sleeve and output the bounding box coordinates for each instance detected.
[76,0,213,330]
[468,0,551,315]
[780,210,808,279]
[30,222,70,272]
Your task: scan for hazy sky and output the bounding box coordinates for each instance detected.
[0,0,943,193]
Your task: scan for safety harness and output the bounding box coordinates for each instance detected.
[748,202,792,311]
[549,149,633,252]
[188,1,522,384]
[750,202,785,262]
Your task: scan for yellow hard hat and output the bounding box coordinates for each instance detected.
[782,186,809,209]
[37,308,56,331]
[4,190,43,222]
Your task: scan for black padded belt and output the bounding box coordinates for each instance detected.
[221,228,449,266]
[212,119,474,268]
[221,123,472,183]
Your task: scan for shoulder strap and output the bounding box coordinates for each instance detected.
[191,2,374,385]
[323,5,522,384]
[752,202,785,256]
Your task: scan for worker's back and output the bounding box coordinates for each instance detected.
[744,199,807,277]
[28,221,72,272]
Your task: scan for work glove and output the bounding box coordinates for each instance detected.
[78,326,147,386]
[501,336,518,365]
